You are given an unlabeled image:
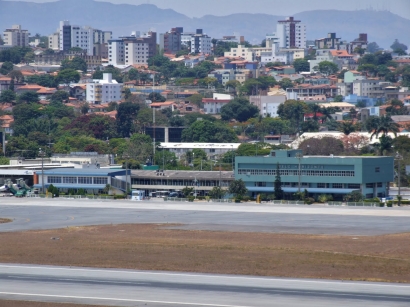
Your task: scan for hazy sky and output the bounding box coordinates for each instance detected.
[5,0,410,19]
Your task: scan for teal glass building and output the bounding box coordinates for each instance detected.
[235,149,394,200]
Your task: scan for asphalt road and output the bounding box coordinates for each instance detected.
[1,198,410,235]
[1,264,409,307]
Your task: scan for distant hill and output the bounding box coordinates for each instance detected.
[0,0,408,49]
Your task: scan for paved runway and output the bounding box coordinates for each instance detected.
[1,264,409,307]
[1,198,410,235]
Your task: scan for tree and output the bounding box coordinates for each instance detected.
[56,69,80,84]
[50,90,69,103]
[61,57,87,72]
[8,70,23,82]
[293,58,310,73]
[358,63,377,77]
[0,61,14,75]
[333,95,344,102]
[80,102,89,115]
[278,78,293,90]
[318,61,338,75]
[277,100,308,133]
[208,186,226,199]
[390,39,408,52]
[344,190,364,202]
[366,115,400,140]
[298,137,344,156]
[274,163,283,200]
[366,42,381,53]
[116,102,140,137]
[353,47,366,55]
[69,47,84,52]
[181,120,238,143]
[148,92,166,102]
[169,115,185,127]
[0,89,16,103]
[228,179,247,200]
[220,97,259,122]
[17,92,39,104]
[340,121,357,135]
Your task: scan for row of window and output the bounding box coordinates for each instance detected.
[253,182,383,189]
[47,176,108,185]
[131,178,230,187]
[238,169,355,177]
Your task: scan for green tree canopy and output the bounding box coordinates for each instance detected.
[228,179,247,199]
[0,89,16,103]
[220,97,259,122]
[318,61,338,75]
[61,57,87,72]
[181,120,238,143]
[17,92,40,104]
[116,102,140,137]
[293,58,310,73]
[56,69,81,84]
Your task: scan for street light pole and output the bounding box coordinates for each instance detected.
[395,152,402,206]
[123,153,130,195]
[39,148,45,195]
[296,152,303,193]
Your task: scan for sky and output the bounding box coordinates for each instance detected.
[5,0,410,19]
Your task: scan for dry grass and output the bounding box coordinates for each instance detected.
[1,224,409,282]
[0,301,105,307]
[0,218,12,224]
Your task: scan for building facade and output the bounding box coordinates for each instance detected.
[3,25,29,47]
[235,149,393,200]
[159,28,182,54]
[108,31,156,66]
[224,45,255,61]
[202,93,233,114]
[190,32,212,54]
[249,95,286,117]
[276,17,306,49]
[131,170,234,197]
[86,73,123,104]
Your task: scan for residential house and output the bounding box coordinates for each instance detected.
[249,95,286,117]
[202,93,233,114]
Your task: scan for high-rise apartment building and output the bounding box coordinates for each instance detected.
[190,29,212,54]
[276,17,306,49]
[108,31,156,66]
[3,25,29,47]
[159,27,182,54]
[50,21,112,55]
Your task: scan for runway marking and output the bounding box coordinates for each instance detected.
[1,264,410,289]
[0,292,249,307]
[11,276,146,285]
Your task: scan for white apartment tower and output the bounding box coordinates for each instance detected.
[86,73,123,104]
[3,25,29,47]
[58,21,94,55]
[276,17,306,49]
[48,29,60,50]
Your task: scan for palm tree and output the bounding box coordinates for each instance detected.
[309,104,322,121]
[340,121,357,135]
[367,115,400,140]
[319,106,333,122]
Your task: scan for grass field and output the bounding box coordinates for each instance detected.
[1,223,409,283]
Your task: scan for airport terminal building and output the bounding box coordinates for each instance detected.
[235,149,394,200]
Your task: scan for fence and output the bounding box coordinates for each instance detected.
[164,197,233,203]
[269,200,305,205]
[328,201,379,207]
[27,194,115,200]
